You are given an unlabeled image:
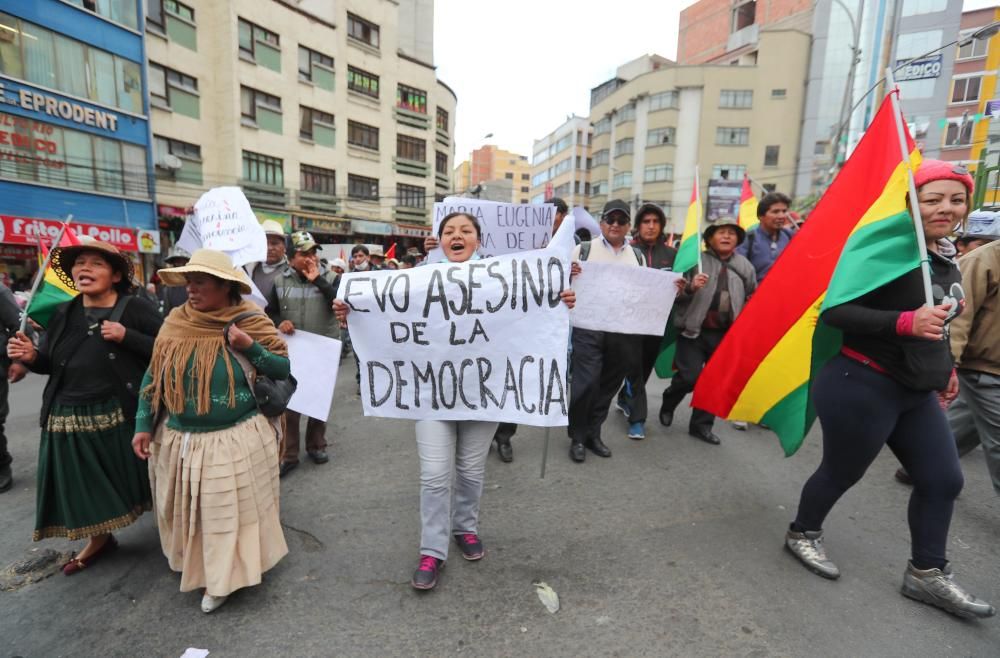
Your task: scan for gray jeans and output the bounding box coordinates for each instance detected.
[415,420,497,560]
[951,370,1000,495]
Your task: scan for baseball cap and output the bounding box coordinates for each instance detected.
[290,231,318,253]
[601,199,631,220]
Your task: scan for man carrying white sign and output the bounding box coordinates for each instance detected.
[334,211,576,592]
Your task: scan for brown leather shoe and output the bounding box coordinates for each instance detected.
[62,535,118,575]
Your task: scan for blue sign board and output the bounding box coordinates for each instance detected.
[894,55,943,82]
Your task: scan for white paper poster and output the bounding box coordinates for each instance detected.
[428,199,554,261]
[177,186,267,266]
[340,220,577,425]
[570,262,682,336]
[284,330,342,421]
[570,206,603,239]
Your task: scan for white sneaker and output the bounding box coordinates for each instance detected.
[201,592,229,613]
[733,421,749,431]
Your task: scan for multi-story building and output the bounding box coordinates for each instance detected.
[0,0,159,284]
[587,29,810,234]
[147,0,456,252]
[530,116,592,210]
[677,0,812,65]
[939,6,1000,169]
[453,145,532,203]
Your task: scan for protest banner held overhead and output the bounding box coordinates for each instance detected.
[177,186,267,266]
[570,263,682,336]
[341,219,576,426]
[428,198,555,261]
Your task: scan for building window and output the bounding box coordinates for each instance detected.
[719,90,753,108]
[901,0,947,17]
[644,164,672,183]
[242,151,283,187]
[592,149,610,166]
[397,135,426,161]
[240,86,281,123]
[154,135,201,184]
[504,172,514,179]
[616,103,636,124]
[952,76,982,104]
[436,151,448,174]
[165,0,194,21]
[771,88,787,99]
[347,120,379,150]
[300,107,334,140]
[716,127,749,146]
[520,186,530,193]
[957,34,989,60]
[238,18,279,60]
[397,84,428,114]
[76,0,139,28]
[592,181,605,196]
[732,0,756,32]
[0,13,143,112]
[614,138,634,157]
[436,107,449,132]
[593,117,611,135]
[298,46,333,82]
[649,91,678,111]
[398,183,426,208]
[301,164,335,195]
[944,119,974,147]
[764,145,780,167]
[647,127,676,147]
[613,171,632,189]
[349,174,379,200]
[148,62,197,108]
[347,12,380,48]
[551,157,572,176]
[711,164,747,180]
[347,66,380,98]
[553,183,570,197]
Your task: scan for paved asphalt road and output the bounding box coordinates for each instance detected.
[1,368,998,657]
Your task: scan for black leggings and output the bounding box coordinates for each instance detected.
[793,355,963,570]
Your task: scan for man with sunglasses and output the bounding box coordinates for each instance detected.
[567,199,646,462]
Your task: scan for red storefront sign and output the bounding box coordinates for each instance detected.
[0,215,139,252]
[0,244,36,259]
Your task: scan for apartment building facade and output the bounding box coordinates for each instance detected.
[530,115,592,211]
[453,145,532,203]
[147,0,456,248]
[587,30,810,233]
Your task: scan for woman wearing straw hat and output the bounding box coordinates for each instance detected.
[130,248,290,613]
[6,238,163,574]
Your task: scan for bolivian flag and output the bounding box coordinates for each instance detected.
[738,176,758,231]
[26,227,81,327]
[673,174,702,274]
[692,95,923,456]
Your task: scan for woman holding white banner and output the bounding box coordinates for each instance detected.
[336,212,576,591]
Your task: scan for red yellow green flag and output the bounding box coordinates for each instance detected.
[692,96,922,456]
[26,226,81,328]
[673,173,702,274]
[738,176,758,231]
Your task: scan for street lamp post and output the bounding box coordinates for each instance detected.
[829,0,864,183]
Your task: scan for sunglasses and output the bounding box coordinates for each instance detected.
[602,214,630,226]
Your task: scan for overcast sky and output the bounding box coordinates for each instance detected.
[434,0,1000,164]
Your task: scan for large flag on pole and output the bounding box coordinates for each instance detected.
[738,176,758,231]
[673,170,702,274]
[26,226,82,327]
[692,95,923,456]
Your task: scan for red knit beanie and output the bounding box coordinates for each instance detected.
[913,159,974,196]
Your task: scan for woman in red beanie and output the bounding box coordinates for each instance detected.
[783,160,995,619]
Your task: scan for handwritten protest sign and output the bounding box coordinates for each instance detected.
[285,330,342,421]
[341,222,576,425]
[177,187,266,266]
[428,199,554,261]
[570,262,682,335]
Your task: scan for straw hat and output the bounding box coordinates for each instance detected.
[158,248,252,294]
[51,236,134,291]
[261,219,285,237]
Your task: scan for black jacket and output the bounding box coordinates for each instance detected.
[30,295,163,428]
[632,236,677,271]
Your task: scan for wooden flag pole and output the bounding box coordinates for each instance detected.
[885,68,934,308]
[20,215,72,333]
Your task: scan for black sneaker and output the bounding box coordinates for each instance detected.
[454,533,484,561]
[411,555,442,590]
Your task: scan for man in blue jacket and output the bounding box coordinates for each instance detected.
[736,192,795,282]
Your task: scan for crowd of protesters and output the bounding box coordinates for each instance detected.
[0,172,996,620]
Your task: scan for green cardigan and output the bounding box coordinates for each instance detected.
[135,342,290,434]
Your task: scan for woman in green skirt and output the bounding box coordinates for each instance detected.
[7,238,162,575]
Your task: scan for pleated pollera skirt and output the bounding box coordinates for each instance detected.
[148,413,288,597]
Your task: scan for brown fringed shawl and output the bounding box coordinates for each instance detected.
[144,299,288,416]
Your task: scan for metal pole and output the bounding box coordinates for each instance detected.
[885,69,933,308]
[540,427,550,479]
[20,216,73,332]
[695,166,704,276]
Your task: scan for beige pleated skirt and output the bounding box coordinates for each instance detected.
[149,413,289,597]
